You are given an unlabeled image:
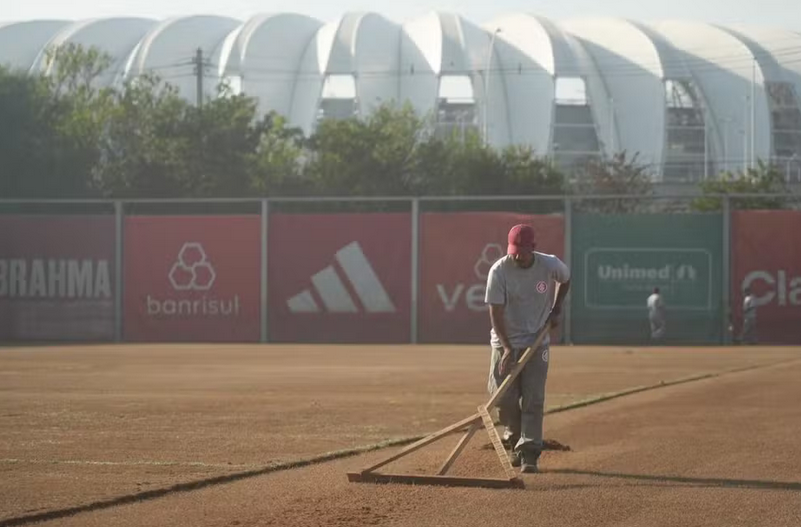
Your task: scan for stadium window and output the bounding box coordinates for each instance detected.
[317,74,359,123]
[435,75,477,142]
[663,79,710,183]
[552,77,601,175]
[766,83,801,180]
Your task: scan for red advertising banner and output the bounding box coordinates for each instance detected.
[732,211,801,344]
[0,215,115,341]
[124,216,261,342]
[268,214,411,343]
[419,213,565,344]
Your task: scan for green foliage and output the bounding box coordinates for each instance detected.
[93,74,194,197]
[250,113,309,196]
[0,43,115,198]
[691,160,790,211]
[303,102,430,196]
[0,45,567,200]
[570,152,655,213]
[0,67,58,197]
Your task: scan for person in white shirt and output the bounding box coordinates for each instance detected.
[740,287,757,345]
[647,287,666,342]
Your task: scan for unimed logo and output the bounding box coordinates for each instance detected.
[146,243,241,317]
[598,264,698,282]
[0,259,111,299]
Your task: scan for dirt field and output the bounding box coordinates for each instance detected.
[1,344,800,526]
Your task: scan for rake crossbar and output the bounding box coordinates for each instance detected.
[358,413,483,474]
[438,422,480,476]
[347,472,524,489]
[348,324,551,489]
[480,404,517,480]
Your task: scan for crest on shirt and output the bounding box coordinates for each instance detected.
[536,281,548,294]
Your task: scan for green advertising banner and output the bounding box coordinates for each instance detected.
[571,214,723,344]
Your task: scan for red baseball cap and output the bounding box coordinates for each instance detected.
[507,224,536,255]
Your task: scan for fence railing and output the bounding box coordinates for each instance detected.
[0,193,798,346]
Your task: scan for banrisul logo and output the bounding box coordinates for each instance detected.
[0,259,111,299]
[146,243,240,317]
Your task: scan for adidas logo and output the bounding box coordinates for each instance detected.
[287,242,396,314]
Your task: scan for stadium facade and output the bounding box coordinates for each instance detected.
[2,12,801,183]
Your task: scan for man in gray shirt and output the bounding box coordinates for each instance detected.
[647,287,666,342]
[485,224,571,474]
[740,287,758,344]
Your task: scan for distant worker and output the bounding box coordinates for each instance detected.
[740,287,758,345]
[485,224,571,474]
[727,311,736,345]
[647,287,666,342]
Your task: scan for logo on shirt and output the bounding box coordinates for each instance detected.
[536,281,548,294]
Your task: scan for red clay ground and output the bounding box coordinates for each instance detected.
[1,344,800,525]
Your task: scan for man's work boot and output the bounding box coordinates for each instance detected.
[520,450,541,474]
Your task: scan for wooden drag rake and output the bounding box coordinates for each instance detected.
[347,324,550,490]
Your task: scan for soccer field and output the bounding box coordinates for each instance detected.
[1,344,800,526]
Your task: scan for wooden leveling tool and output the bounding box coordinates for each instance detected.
[347,324,551,490]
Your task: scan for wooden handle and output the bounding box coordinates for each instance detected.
[485,323,550,411]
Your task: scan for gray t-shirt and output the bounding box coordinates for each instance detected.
[647,293,665,319]
[485,252,570,349]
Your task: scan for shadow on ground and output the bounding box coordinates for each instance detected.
[545,469,801,492]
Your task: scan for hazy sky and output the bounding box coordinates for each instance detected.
[3,0,801,30]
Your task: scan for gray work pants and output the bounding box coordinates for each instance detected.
[650,314,666,341]
[487,343,549,455]
[741,316,757,344]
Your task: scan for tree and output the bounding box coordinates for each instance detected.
[497,145,565,196]
[45,44,117,197]
[0,68,58,197]
[691,160,790,211]
[94,76,269,198]
[0,44,114,198]
[303,102,429,196]
[250,112,309,196]
[182,88,265,197]
[570,152,655,213]
[92,74,193,197]
[416,130,499,196]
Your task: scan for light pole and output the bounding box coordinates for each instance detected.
[483,28,502,147]
[751,58,757,170]
[609,96,616,156]
[743,94,750,172]
[704,107,709,180]
[793,154,801,183]
[721,116,732,173]
[741,128,748,173]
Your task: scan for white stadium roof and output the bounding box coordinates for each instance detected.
[2,12,801,182]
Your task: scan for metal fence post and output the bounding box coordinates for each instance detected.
[261,199,269,344]
[114,201,124,343]
[563,197,573,345]
[411,198,420,344]
[722,195,731,344]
